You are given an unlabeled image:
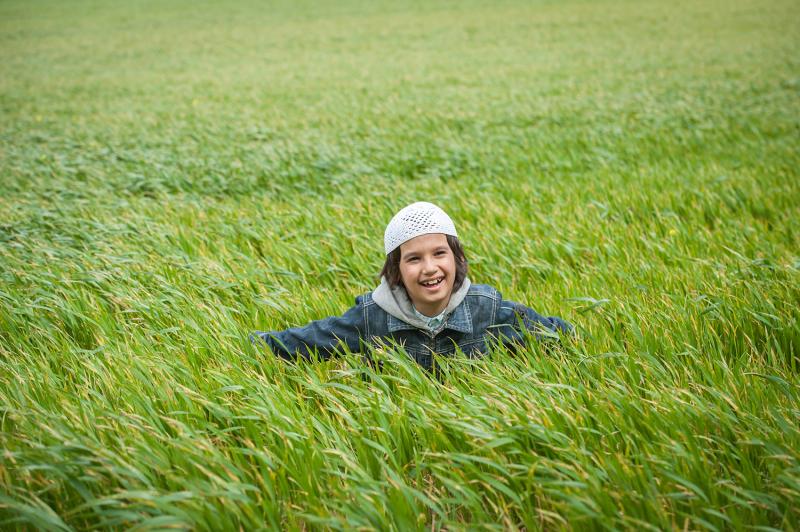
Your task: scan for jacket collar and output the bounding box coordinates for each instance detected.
[380,280,474,335]
[386,303,473,334]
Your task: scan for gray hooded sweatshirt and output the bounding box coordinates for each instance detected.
[371,276,472,334]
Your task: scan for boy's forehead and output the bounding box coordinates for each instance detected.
[399,233,449,255]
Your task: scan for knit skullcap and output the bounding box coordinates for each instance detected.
[384,202,458,255]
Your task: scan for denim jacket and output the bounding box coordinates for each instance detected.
[252,281,572,371]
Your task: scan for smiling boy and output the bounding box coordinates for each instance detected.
[396,233,455,317]
[252,202,572,370]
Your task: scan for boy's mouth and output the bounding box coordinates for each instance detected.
[420,276,444,288]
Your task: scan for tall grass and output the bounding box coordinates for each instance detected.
[1,0,799,528]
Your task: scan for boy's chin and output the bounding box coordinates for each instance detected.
[413,287,453,309]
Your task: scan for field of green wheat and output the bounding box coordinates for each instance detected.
[1,0,799,529]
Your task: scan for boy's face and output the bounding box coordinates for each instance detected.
[398,233,456,317]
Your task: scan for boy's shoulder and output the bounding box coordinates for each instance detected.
[355,291,377,307]
[466,283,503,300]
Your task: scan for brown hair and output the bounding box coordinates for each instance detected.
[379,234,468,291]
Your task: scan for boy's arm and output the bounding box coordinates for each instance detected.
[250,298,365,361]
[494,299,574,344]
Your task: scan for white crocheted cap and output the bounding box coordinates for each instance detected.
[384,202,458,255]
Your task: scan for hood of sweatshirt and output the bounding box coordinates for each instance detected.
[372,276,472,331]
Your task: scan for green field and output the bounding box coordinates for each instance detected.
[2,0,799,529]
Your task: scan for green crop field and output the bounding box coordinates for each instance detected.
[1,0,799,529]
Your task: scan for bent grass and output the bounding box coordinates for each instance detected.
[1,0,799,529]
